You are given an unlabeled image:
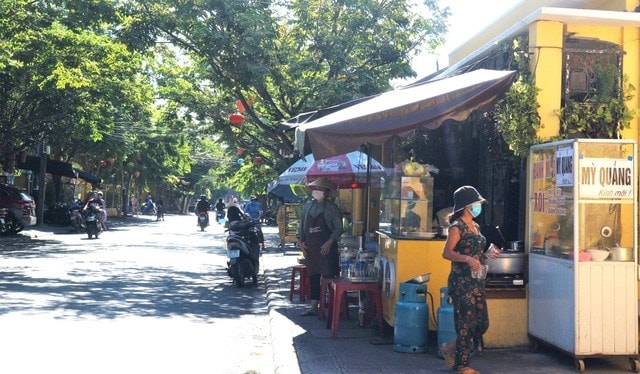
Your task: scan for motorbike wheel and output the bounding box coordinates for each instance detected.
[252,273,258,285]
[234,264,245,287]
[87,225,93,239]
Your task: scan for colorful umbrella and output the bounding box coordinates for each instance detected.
[277,150,386,188]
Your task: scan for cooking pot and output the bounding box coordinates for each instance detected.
[506,241,524,252]
[436,226,449,238]
[607,247,634,262]
[485,252,527,275]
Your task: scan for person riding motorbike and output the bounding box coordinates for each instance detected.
[195,195,211,225]
[243,196,265,250]
[83,191,106,230]
[215,198,226,224]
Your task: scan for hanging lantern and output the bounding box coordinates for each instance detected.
[134,171,140,178]
[237,159,245,165]
[99,160,107,168]
[237,147,244,156]
[253,156,262,165]
[108,156,116,164]
[235,100,246,114]
[135,155,142,161]
[229,113,244,126]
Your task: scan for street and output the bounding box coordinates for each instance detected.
[0,215,283,374]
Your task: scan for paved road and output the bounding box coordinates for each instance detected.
[0,215,275,374]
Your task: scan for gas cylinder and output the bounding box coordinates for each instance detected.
[393,281,428,353]
[437,287,456,357]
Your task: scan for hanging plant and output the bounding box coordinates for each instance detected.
[493,78,542,157]
[556,74,637,139]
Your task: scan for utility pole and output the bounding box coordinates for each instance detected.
[35,141,48,225]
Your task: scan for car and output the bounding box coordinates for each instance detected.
[0,183,36,234]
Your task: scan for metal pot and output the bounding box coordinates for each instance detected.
[485,252,527,275]
[506,241,524,252]
[607,247,634,262]
[436,226,449,238]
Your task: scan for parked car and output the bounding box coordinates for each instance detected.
[0,183,36,234]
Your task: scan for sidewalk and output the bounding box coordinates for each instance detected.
[262,243,635,373]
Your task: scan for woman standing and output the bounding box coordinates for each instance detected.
[440,185,500,374]
[296,177,343,316]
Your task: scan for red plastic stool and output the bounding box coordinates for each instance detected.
[289,265,310,302]
[318,276,343,320]
[326,279,384,338]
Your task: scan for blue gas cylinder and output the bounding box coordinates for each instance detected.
[393,282,428,353]
[437,286,456,356]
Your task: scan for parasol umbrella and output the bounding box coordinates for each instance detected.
[277,150,386,189]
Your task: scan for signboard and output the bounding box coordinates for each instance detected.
[578,157,634,199]
[555,147,573,187]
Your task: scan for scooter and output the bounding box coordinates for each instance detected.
[197,211,208,231]
[68,201,84,233]
[215,209,225,224]
[226,220,260,287]
[84,204,102,239]
[0,208,21,235]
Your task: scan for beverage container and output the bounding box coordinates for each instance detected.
[487,243,501,258]
[471,264,489,280]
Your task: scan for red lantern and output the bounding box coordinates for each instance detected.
[135,155,142,161]
[134,171,140,178]
[108,156,116,164]
[235,100,246,114]
[253,156,262,165]
[237,147,244,156]
[99,160,107,168]
[229,113,244,126]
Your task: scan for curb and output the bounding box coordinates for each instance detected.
[265,268,302,374]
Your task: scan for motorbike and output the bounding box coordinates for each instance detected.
[197,211,208,231]
[216,209,225,224]
[68,201,84,233]
[0,208,21,235]
[226,220,260,287]
[84,204,102,239]
[141,201,157,216]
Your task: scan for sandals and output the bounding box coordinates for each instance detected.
[457,366,480,374]
[439,341,455,368]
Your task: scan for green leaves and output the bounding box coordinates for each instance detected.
[494,79,541,157]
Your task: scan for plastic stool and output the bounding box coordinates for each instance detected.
[326,279,384,338]
[318,276,344,320]
[289,265,310,302]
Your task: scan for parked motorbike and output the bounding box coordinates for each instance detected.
[84,204,102,239]
[68,201,84,233]
[197,211,208,231]
[0,208,21,235]
[226,220,260,287]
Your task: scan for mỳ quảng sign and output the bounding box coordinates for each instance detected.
[579,157,634,199]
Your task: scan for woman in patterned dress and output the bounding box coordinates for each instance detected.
[439,186,500,374]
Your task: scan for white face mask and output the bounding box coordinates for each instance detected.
[311,190,325,201]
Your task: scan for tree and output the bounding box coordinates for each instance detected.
[127,0,449,194]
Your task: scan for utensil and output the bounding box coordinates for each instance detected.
[495,225,507,244]
[587,248,609,262]
[607,246,633,262]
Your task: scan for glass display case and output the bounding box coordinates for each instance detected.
[527,139,638,369]
[379,176,434,238]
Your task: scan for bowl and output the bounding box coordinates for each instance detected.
[587,249,609,262]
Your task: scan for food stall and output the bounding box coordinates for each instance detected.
[527,139,638,372]
[377,172,450,331]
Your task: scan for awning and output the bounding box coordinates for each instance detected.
[295,69,517,159]
[17,156,101,184]
[74,169,101,184]
[17,156,77,179]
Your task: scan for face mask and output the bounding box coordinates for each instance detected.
[311,190,325,201]
[470,203,482,218]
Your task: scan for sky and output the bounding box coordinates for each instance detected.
[412,0,518,78]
